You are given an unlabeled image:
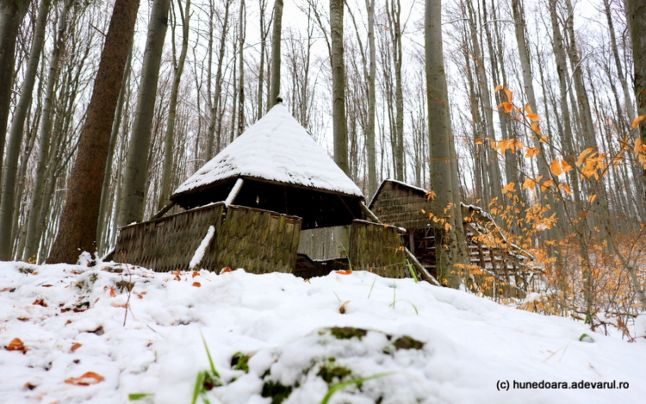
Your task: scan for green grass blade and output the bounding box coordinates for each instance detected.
[191,371,206,404]
[406,260,419,283]
[200,332,220,378]
[128,392,152,401]
[320,372,392,404]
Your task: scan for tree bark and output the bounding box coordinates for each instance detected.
[626,0,646,309]
[269,0,283,106]
[236,0,245,135]
[0,0,51,259]
[159,0,191,209]
[426,0,466,287]
[22,0,73,261]
[118,0,171,226]
[0,0,29,184]
[365,0,377,195]
[627,0,646,202]
[330,0,349,174]
[48,0,140,263]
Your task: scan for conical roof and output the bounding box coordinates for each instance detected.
[172,104,363,199]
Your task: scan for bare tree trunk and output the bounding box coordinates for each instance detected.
[0,0,29,184]
[330,0,349,174]
[626,0,646,309]
[159,0,191,209]
[119,0,171,226]
[22,0,73,261]
[603,0,636,122]
[0,0,51,259]
[48,0,140,263]
[365,0,377,195]
[257,0,268,118]
[98,48,131,252]
[464,0,502,201]
[236,0,245,135]
[387,0,404,181]
[426,0,466,287]
[269,0,283,106]
[206,0,232,157]
[511,0,564,233]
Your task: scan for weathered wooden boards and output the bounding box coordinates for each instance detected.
[205,205,301,273]
[114,203,301,273]
[370,181,430,230]
[114,203,226,272]
[349,220,407,278]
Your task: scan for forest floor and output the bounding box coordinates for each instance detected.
[1,261,645,404]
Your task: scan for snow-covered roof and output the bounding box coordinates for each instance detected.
[173,104,363,198]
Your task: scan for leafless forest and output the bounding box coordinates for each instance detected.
[0,0,645,330]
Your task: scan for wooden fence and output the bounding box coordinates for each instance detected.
[114,203,301,274]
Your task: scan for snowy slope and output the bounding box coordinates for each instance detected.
[173,104,363,198]
[1,261,644,404]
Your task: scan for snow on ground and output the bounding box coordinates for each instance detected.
[1,261,645,404]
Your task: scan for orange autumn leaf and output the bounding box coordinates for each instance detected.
[502,182,516,194]
[108,287,116,297]
[524,104,539,121]
[70,342,82,352]
[549,160,563,176]
[5,338,27,354]
[530,121,541,135]
[336,269,353,275]
[558,183,572,195]
[192,281,201,287]
[630,115,645,129]
[523,176,542,190]
[426,190,436,201]
[64,371,105,386]
[525,147,540,158]
[111,302,128,308]
[498,101,514,114]
[540,179,555,192]
[588,194,598,203]
[192,271,200,278]
[220,266,233,274]
[576,147,596,167]
[635,138,646,168]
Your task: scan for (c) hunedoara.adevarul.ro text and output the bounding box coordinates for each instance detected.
[496,379,630,391]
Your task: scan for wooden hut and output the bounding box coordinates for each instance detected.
[114,104,407,277]
[369,179,537,296]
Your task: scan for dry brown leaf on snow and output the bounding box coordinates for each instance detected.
[5,338,28,354]
[64,371,105,386]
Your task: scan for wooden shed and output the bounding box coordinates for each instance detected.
[369,179,537,296]
[114,104,407,278]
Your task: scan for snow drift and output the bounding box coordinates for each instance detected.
[0,261,644,403]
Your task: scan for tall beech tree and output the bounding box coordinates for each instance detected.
[0,0,51,260]
[627,0,646,198]
[330,0,349,174]
[48,0,140,263]
[425,0,467,287]
[0,0,29,184]
[269,0,283,106]
[118,0,171,226]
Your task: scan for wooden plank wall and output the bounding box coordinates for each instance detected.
[349,220,408,278]
[298,226,349,259]
[205,205,301,273]
[370,182,431,230]
[114,203,301,274]
[114,203,226,272]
